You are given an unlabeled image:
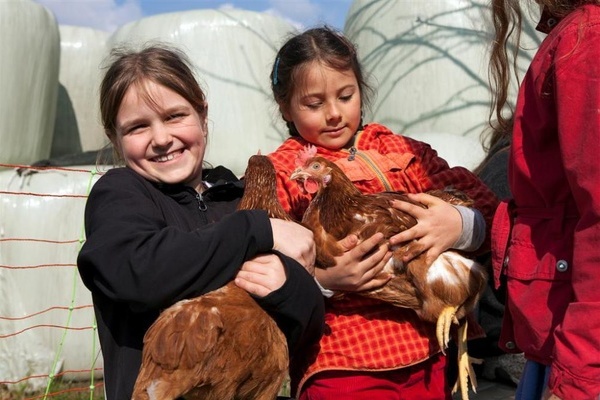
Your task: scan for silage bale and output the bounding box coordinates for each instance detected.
[52,26,109,158]
[0,0,60,164]
[344,0,541,139]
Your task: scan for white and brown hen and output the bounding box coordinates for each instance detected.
[131,155,290,400]
[290,145,487,400]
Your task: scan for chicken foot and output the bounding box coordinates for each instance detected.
[436,305,459,353]
[451,320,483,400]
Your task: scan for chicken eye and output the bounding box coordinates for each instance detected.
[310,162,321,170]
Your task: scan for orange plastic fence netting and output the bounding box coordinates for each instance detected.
[0,163,105,400]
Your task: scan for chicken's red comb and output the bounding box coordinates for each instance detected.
[295,145,317,167]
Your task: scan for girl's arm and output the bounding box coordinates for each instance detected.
[78,172,275,312]
[270,218,315,274]
[388,193,485,265]
[387,136,499,264]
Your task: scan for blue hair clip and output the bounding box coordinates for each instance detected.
[272,56,280,86]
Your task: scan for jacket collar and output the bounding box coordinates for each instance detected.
[536,7,563,34]
[153,165,243,201]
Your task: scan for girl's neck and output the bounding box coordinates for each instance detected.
[195,180,210,193]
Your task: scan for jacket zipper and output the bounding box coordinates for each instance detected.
[195,193,208,211]
[347,146,393,191]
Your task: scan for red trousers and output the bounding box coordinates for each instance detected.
[297,353,451,400]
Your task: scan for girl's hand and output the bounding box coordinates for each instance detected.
[315,233,392,292]
[270,218,316,275]
[235,254,286,298]
[388,193,462,265]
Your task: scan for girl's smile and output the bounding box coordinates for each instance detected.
[153,151,178,162]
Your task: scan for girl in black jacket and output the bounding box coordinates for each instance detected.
[76,45,325,399]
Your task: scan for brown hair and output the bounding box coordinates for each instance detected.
[270,26,373,137]
[99,45,207,164]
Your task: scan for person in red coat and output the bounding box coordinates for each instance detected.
[489,2,600,399]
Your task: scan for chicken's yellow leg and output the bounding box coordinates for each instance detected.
[451,320,483,400]
[436,305,458,353]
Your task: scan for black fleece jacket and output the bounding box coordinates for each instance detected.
[77,166,324,400]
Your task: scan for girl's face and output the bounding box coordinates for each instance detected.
[283,61,361,150]
[115,80,207,191]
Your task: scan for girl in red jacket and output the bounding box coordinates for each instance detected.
[267,26,498,399]
[489,2,600,399]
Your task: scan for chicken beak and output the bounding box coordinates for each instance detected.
[290,168,309,182]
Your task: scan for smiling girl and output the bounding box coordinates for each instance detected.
[77,45,325,399]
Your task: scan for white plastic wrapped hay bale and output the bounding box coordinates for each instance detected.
[345,0,491,137]
[0,0,59,164]
[0,167,104,391]
[52,26,110,158]
[345,0,542,139]
[109,8,297,176]
[407,131,486,170]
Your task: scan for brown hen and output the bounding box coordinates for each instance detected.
[290,145,487,400]
[131,154,289,400]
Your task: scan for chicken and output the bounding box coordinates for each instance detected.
[290,145,487,400]
[237,154,293,221]
[131,155,289,400]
